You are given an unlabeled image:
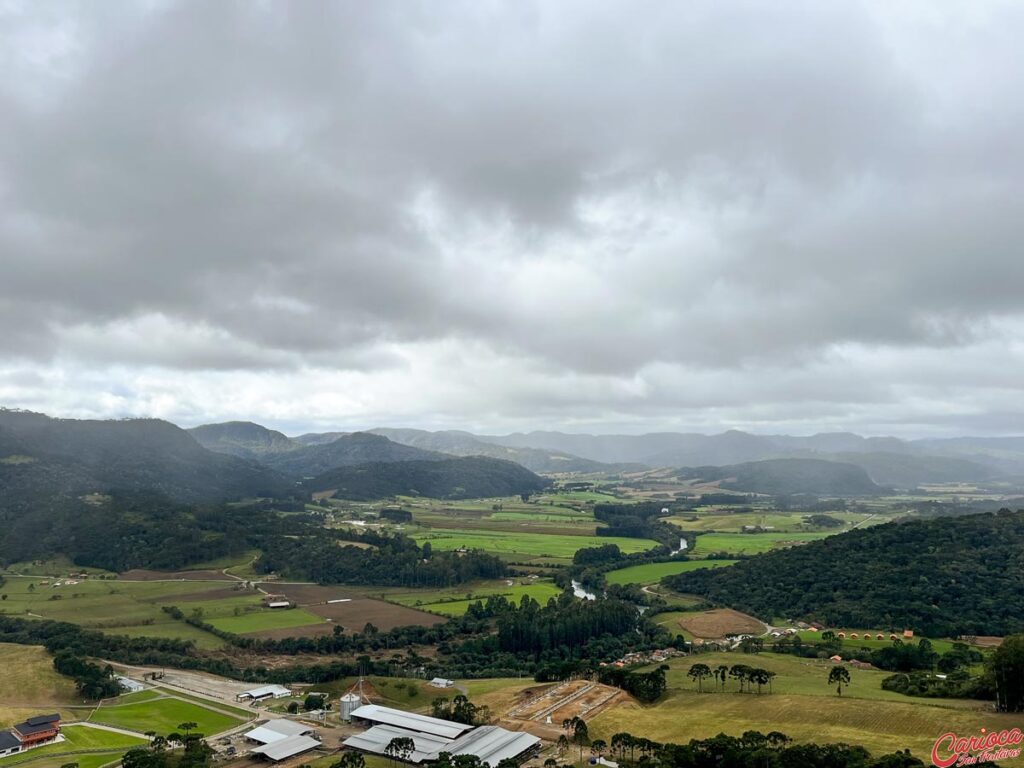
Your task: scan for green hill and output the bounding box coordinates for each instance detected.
[264,431,445,477]
[667,509,1024,636]
[189,420,298,459]
[305,456,549,500]
[0,409,289,507]
[679,457,884,496]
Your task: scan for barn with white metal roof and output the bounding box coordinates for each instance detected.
[245,720,314,745]
[347,705,472,740]
[342,725,452,763]
[250,734,321,762]
[439,726,540,767]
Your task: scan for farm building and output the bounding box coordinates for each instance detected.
[342,718,540,767]
[245,720,314,745]
[440,726,541,767]
[0,714,62,757]
[237,685,292,702]
[116,675,145,693]
[250,735,321,762]
[430,678,455,688]
[343,725,452,763]
[347,705,472,740]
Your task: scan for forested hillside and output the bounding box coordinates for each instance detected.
[262,431,444,477]
[370,427,624,473]
[189,421,298,459]
[0,409,289,507]
[678,458,884,496]
[306,456,549,500]
[669,510,1024,636]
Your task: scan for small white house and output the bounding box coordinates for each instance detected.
[116,676,145,693]
[429,678,455,689]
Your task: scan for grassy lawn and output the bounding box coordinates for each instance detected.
[0,724,146,766]
[0,644,78,707]
[89,696,244,736]
[411,529,658,560]
[605,559,737,585]
[589,652,1023,762]
[204,607,326,635]
[690,532,832,555]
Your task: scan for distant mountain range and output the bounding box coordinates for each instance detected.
[305,456,550,501]
[7,408,1024,511]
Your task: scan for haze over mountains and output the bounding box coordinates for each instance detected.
[185,420,1022,485]
[7,409,1024,511]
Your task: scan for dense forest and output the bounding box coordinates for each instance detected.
[304,456,548,500]
[0,409,291,505]
[258,530,507,586]
[0,489,504,588]
[669,510,1024,636]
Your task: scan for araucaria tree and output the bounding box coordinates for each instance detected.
[687,663,711,692]
[828,666,851,697]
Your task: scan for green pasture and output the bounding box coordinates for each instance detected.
[89,695,244,736]
[589,652,1022,762]
[690,532,833,555]
[204,606,326,635]
[411,529,657,561]
[605,559,737,585]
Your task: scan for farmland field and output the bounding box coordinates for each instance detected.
[690,531,832,555]
[204,606,326,635]
[89,695,245,736]
[373,578,564,616]
[411,529,658,562]
[605,559,737,585]
[589,653,1024,763]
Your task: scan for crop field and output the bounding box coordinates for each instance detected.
[410,529,658,562]
[605,559,737,585]
[689,531,833,555]
[203,606,326,635]
[589,653,1024,763]
[0,576,236,647]
[89,694,245,736]
[0,724,147,767]
[673,608,766,638]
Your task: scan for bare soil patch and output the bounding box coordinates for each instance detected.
[119,569,234,581]
[263,583,355,605]
[677,608,765,639]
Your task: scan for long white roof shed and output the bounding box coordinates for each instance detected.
[441,726,541,768]
[348,705,472,740]
[245,720,313,745]
[251,734,320,762]
[343,725,452,763]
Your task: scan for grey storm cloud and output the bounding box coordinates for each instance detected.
[2,0,1024,434]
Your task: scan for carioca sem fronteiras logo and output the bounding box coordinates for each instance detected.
[931,727,1023,766]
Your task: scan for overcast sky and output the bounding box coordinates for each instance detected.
[3,1,1024,437]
